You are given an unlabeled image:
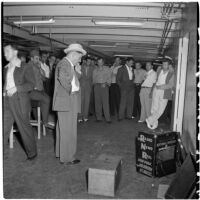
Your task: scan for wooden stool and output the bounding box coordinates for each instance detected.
[9,106,46,149]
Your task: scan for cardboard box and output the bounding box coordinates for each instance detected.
[88,154,122,197]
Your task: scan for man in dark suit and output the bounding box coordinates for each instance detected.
[79,57,94,122]
[53,43,86,164]
[116,57,135,121]
[3,44,37,160]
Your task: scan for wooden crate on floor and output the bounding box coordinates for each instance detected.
[136,131,178,177]
[88,154,122,197]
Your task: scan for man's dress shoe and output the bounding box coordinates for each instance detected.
[27,154,37,161]
[60,159,80,165]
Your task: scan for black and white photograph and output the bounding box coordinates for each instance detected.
[1,1,198,199]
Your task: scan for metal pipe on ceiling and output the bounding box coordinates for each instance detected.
[4,21,68,47]
[160,21,173,53]
[158,20,168,53]
[158,2,176,55]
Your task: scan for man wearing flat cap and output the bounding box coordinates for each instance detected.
[53,43,86,164]
[28,49,52,129]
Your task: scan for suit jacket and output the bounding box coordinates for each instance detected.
[52,57,80,112]
[157,68,175,100]
[3,62,35,113]
[116,65,134,89]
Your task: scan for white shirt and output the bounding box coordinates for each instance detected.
[125,64,133,80]
[134,68,146,84]
[5,59,21,90]
[142,69,157,87]
[110,65,122,83]
[156,70,169,86]
[65,57,80,92]
[40,62,50,78]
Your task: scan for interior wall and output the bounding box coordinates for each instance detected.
[164,2,197,154]
[181,3,197,154]
[164,30,179,131]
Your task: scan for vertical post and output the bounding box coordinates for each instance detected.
[173,36,189,135]
[9,126,14,149]
[38,107,41,139]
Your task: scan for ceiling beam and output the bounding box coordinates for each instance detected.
[3,4,182,19]
[84,45,111,59]
[3,23,109,59]
[21,25,179,32]
[45,34,171,43]
[33,27,164,38]
[4,18,179,30]
[3,2,185,9]
[3,23,67,48]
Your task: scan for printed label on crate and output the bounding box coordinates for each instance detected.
[137,158,152,166]
[136,143,154,175]
[141,151,152,160]
[138,134,153,143]
[157,139,177,148]
[137,167,152,177]
[136,132,155,176]
[136,131,177,177]
[140,142,153,151]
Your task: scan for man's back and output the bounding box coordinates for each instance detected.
[52,58,73,111]
[28,60,44,91]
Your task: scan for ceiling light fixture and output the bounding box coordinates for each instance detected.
[115,43,129,46]
[114,54,133,57]
[13,18,55,25]
[90,44,116,47]
[93,19,144,26]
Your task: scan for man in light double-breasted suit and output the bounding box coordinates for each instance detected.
[52,43,86,164]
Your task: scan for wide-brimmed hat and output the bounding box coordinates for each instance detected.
[64,43,86,56]
[163,56,173,65]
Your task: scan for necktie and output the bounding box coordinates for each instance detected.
[74,70,79,88]
[85,67,88,76]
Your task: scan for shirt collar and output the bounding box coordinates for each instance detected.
[5,58,21,68]
[125,64,132,70]
[161,69,169,74]
[65,57,74,67]
[147,69,153,74]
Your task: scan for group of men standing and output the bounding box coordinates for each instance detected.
[79,55,174,130]
[3,42,174,165]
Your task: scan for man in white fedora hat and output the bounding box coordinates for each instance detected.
[53,43,86,164]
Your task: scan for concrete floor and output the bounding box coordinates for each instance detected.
[3,116,175,199]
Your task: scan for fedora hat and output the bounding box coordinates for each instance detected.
[64,43,86,56]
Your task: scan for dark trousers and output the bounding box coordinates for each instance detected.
[80,86,92,119]
[119,84,134,119]
[3,95,37,158]
[29,90,50,124]
[94,84,111,121]
[89,85,95,116]
[109,83,120,116]
[44,78,52,97]
[132,84,142,117]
